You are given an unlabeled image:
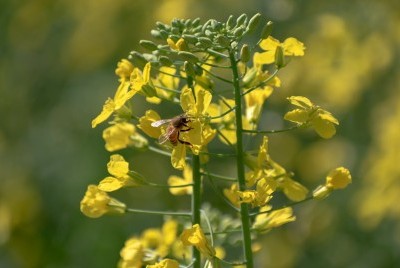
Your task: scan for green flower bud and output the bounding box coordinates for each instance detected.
[198,37,213,48]
[246,13,261,34]
[261,21,273,39]
[139,40,158,51]
[182,34,198,44]
[155,21,167,30]
[236,14,248,27]
[178,51,199,63]
[217,35,230,47]
[226,15,235,30]
[233,26,245,37]
[128,51,147,69]
[159,56,173,66]
[274,45,285,69]
[240,44,250,63]
[184,61,196,77]
[192,17,201,27]
[150,30,162,39]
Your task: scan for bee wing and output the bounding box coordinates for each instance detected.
[151,119,171,128]
[158,133,170,144]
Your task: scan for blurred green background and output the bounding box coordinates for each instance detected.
[1,0,400,267]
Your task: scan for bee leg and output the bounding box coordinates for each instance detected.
[177,132,193,147]
[180,127,193,132]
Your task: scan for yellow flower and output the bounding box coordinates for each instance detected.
[168,165,193,195]
[103,122,148,152]
[180,224,216,259]
[130,63,154,96]
[284,96,339,139]
[253,36,305,66]
[146,259,180,268]
[278,177,309,202]
[167,85,216,169]
[92,81,136,128]
[326,167,352,189]
[244,87,273,124]
[236,178,274,207]
[223,183,240,208]
[167,37,188,51]
[115,59,134,81]
[119,237,143,268]
[252,206,296,233]
[80,185,126,218]
[313,167,352,199]
[98,154,143,192]
[138,110,163,139]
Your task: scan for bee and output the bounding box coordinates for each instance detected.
[151,114,193,146]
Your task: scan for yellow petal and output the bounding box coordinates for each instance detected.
[253,51,275,66]
[98,177,124,192]
[282,37,305,56]
[280,178,309,202]
[138,110,162,139]
[180,86,196,114]
[311,116,337,139]
[287,96,314,109]
[114,81,135,109]
[103,122,136,152]
[171,143,186,170]
[219,129,236,145]
[91,98,115,128]
[168,176,192,195]
[107,154,129,177]
[259,36,280,51]
[195,87,212,115]
[326,167,352,189]
[284,109,309,124]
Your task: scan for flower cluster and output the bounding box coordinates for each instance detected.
[80,14,352,267]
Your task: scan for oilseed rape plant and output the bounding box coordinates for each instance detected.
[80,14,351,268]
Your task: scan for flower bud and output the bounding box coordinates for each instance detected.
[159,56,173,66]
[246,13,261,34]
[184,61,196,77]
[274,45,285,69]
[236,14,248,27]
[139,40,158,51]
[261,21,273,39]
[240,44,251,63]
[178,51,199,63]
[312,185,331,200]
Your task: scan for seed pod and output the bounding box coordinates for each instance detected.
[275,45,285,69]
[261,21,273,39]
[139,40,158,51]
[178,51,199,63]
[240,44,250,63]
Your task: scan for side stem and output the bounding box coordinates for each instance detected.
[229,50,254,268]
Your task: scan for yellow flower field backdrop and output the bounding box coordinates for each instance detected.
[1,0,399,267]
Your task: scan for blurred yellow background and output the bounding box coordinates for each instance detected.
[1,0,400,267]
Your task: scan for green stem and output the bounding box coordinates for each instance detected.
[229,50,254,268]
[242,125,301,134]
[192,154,202,268]
[187,72,201,268]
[125,208,191,217]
